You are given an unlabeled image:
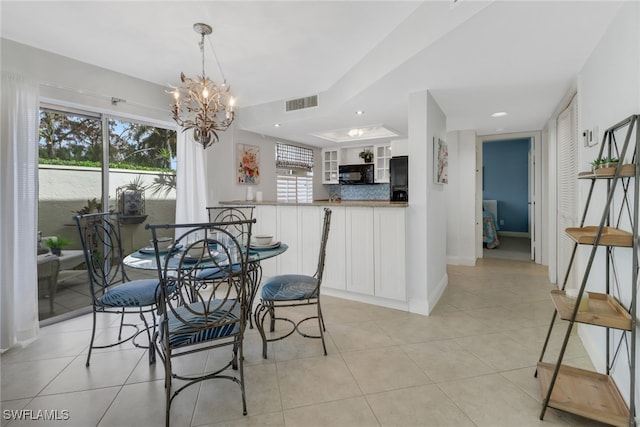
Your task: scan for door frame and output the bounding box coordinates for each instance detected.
[476,131,543,264]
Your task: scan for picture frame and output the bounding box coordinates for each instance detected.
[434,137,448,184]
[237,143,260,184]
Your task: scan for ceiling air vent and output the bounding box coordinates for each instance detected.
[285,95,318,112]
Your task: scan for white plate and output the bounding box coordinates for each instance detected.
[139,243,182,254]
[250,241,281,250]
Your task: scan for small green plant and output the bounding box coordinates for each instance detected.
[591,158,605,168]
[44,236,71,249]
[603,157,619,164]
[359,149,373,162]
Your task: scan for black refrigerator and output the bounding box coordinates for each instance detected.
[389,156,408,202]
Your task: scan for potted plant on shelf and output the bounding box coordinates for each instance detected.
[44,236,71,256]
[359,149,374,163]
[603,157,619,168]
[590,158,605,172]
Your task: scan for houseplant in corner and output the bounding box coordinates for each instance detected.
[359,149,373,163]
[44,236,71,256]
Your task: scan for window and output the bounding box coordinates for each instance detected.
[275,142,314,203]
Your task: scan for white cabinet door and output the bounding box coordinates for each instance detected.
[254,205,278,278]
[318,205,346,291]
[374,208,406,301]
[321,149,340,184]
[345,207,375,295]
[374,143,392,183]
[277,205,300,274]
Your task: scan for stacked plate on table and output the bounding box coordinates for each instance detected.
[250,234,281,250]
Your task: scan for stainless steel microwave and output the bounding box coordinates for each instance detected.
[338,164,374,185]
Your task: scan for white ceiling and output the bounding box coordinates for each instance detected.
[0,1,624,147]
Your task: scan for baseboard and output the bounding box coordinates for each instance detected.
[497,231,529,238]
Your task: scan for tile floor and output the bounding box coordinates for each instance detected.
[2,258,608,426]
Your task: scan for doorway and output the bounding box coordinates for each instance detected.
[478,132,542,263]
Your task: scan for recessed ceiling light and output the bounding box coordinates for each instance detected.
[356,110,365,115]
[274,123,281,127]
[491,111,508,118]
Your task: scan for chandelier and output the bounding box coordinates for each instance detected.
[171,23,235,149]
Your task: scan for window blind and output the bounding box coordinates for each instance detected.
[277,174,313,203]
[276,143,314,171]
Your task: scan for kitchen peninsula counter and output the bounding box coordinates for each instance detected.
[219,199,408,312]
[220,200,408,208]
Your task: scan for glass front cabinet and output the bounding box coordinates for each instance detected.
[374,144,392,183]
[322,148,340,184]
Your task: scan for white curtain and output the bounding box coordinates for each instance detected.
[0,71,40,352]
[175,130,208,229]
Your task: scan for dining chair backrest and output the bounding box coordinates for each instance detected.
[207,205,255,243]
[314,208,332,284]
[74,212,129,302]
[147,219,255,321]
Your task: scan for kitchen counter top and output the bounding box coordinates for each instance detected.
[220,200,408,208]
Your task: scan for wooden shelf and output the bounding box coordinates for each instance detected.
[550,290,631,330]
[565,226,632,247]
[578,163,636,179]
[537,362,629,427]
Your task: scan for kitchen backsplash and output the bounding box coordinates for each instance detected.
[326,184,390,200]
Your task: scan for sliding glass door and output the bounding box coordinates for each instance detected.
[37,105,177,321]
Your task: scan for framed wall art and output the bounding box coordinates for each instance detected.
[237,143,260,184]
[434,137,448,184]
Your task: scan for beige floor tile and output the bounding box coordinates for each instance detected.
[327,321,395,352]
[366,384,475,426]
[196,412,285,427]
[3,387,119,427]
[402,339,495,382]
[283,396,379,427]
[40,349,143,395]
[98,379,198,427]
[454,332,539,371]
[1,357,74,401]
[276,354,361,409]
[438,373,569,427]
[1,331,88,364]
[342,346,431,394]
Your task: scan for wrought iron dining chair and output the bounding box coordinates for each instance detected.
[254,207,332,359]
[74,212,159,367]
[147,219,254,427]
[37,255,60,314]
[204,205,260,326]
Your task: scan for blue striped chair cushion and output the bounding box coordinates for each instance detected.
[160,299,241,348]
[97,279,159,307]
[260,275,319,301]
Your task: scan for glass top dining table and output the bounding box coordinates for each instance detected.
[123,242,288,328]
[123,242,288,271]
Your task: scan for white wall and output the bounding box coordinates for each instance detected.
[407,90,447,315]
[563,0,640,412]
[1,39,171,124]
[206,128,328,206]
[446,130,477,266]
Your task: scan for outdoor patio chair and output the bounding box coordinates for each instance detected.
[37,255,60,314]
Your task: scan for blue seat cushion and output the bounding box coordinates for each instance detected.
[260,274,319,301]
[195,264,241,279]
[97,279,160,307]
[160,299,241,348]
